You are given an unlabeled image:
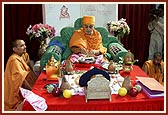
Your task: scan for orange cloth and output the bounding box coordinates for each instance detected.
[69,28,107,54]
[142,60,164,85]
[83,16,95,25]
[4,53,32,111]
[22,52,30,65]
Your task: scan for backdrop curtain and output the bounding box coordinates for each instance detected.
[4,4,156,69]
[4,4,43,68]
[118,4,156,67]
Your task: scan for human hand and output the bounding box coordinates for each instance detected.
[92,50,100,56]
[80,48,88,55]
[153,15,158,21]
[88,50,100,57]
[88,50,95,57]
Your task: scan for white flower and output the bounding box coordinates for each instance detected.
[107,18,130,38]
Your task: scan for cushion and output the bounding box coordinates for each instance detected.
[79,67,110,87]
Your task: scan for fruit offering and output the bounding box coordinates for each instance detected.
[122,76,132,91]
[46,84,55,93]
[129,87,138,97]
[118,87,127,96]
[63,89,72,98]
[52,87,62,97]
[134,84,142,92]
[44,83,59,89]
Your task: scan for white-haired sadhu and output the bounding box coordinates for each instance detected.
[69,15,108,64]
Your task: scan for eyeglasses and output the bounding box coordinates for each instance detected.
[84,25,94,29]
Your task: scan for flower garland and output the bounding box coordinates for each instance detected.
[107,18,130,38]
[26,23,56,42]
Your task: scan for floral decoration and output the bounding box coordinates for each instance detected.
[107,18,130,38]
[26,23,56,42]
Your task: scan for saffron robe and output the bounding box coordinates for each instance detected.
[69,28,107,54]
[142,60,164,85]
[4,53,36,111]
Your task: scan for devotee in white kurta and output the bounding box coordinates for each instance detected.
[148,4,164,60]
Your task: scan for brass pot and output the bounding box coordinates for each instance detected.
[123,63,133,73]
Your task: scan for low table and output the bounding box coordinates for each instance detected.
[22,65,164,111]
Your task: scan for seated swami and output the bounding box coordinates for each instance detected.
[142,52,164,85]
[69,15,107,64]
[4,39,37,111]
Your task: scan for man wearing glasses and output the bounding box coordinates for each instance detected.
[69,15,107,64]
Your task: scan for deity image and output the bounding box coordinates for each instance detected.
[59,5,70,20]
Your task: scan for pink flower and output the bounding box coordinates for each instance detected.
[26,23,56,42]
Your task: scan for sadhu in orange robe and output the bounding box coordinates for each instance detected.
[142,60,164,86]
[69,28,107,56]
[4,53,36,111]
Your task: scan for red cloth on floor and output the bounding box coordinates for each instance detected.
[22,65,164,111]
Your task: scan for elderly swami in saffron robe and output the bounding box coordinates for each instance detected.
[69,15,108,64]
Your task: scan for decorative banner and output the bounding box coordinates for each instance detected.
[43,3,117,35]
[80,4,118,27]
